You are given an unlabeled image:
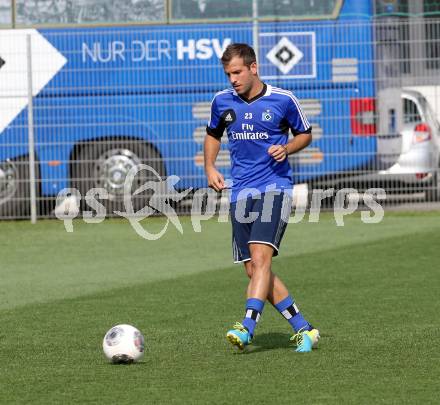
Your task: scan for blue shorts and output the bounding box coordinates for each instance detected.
[230,191,292,263]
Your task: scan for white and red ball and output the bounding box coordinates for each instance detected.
[103,324,145,364]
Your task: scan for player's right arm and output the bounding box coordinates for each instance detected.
[204,94,226,191]
[204,135,225,192]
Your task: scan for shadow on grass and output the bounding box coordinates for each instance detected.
[243,332,292,354]
[105,360,146,367]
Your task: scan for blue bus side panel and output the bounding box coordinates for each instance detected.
[0,15,377,196]
[41,25,251,95]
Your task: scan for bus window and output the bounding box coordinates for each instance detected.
[0,0,11,26]
[259,0,339,18]
[15,0,166,25]
[171,0,251,20]
[16,0,75,25]
[171,0,341,21]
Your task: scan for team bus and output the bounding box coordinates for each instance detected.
[0,0,434,218]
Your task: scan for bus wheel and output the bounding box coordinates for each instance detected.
[72,140,165,215]
[0,156,35,219]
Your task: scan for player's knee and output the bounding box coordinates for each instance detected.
[250,253,271,274]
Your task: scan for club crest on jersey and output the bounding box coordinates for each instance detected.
[261,110,274,122]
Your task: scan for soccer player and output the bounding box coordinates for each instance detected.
[204,43,319,352]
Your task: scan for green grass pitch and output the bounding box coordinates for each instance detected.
[0,212,439,404]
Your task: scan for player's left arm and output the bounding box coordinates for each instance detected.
[269,132,312,162]
[268,95,312,162]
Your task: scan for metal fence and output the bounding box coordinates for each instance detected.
[0,20,440,221]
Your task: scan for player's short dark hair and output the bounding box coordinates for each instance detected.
[221,43,256,68]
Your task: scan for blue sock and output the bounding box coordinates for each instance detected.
[242,298,265,338]
[274,295,311,332]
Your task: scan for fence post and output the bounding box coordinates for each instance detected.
[252,0,259,63]
[26,34,37,224]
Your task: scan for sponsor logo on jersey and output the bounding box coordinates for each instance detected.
[231,131,269,140]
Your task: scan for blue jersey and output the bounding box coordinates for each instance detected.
[207,84,312,201]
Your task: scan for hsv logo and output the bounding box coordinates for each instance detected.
[261,110,274,122]
[260,32,316,79]
[266,37,304,75]
[176,38,231,60]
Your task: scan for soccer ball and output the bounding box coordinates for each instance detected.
[102,324,145,364]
